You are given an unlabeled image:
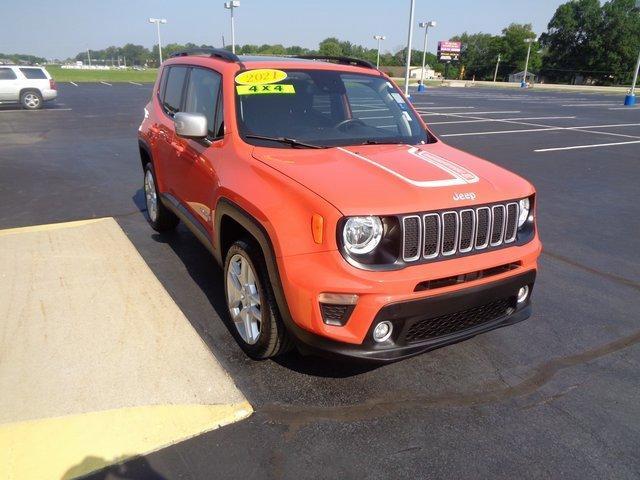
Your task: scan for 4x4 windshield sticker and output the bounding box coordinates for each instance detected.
[236,84,296,95]
[235,69,287,85]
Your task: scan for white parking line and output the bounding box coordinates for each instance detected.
[69,81,78,87]
[352,108,389,113]
[419,106,475,110]
[0,108,72,113]
[357,115,394,120]
[420,110,521,116]
[535,140,640,152]
[561,103,620,107]
[99,81,112,86]
[608,106,640,110]
[129,81,143,86]
[441,127,557,137]
[441,122,640,138]
[428,116,576,125]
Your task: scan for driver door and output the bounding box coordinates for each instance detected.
[172,67,224,234]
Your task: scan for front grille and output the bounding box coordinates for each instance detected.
[404,297,514,343]
[402,216,421,261]
[401,201,519,263]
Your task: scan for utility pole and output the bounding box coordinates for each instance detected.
[373,35,386,69]
[87,49,92,66]
[418,20,436,92]
[403,0,416,97]
[224,1,240,54]
[493,53,501,82]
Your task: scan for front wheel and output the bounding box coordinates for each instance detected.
[21,90,43,110]
[224,240,293,359]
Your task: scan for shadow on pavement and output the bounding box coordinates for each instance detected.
[68,455,165,480]
[130,189,379,379]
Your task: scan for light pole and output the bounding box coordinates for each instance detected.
[417,20,436,92]
[625,50,640,106]
[224,1,240,54]
[624,1,640,105]
[403,0,416,97]
[522,37,535,88]
[373,35,386,69]
[493,53,501,82]
[149,18,167,65]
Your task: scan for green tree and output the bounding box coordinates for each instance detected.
[319,38,343,56]
[540,0,640,84]
[501,23,541,75]
[538,0,602,83]
[450,32,505,80]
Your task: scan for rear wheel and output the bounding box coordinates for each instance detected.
[224,240,293,359]
[21,90,42,110]
[143,163,179,231]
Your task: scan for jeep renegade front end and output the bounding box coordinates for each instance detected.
[138,49,541,362]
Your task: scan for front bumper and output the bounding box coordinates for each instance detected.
[284,269,536,362]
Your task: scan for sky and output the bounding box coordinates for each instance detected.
[2,0,567,60]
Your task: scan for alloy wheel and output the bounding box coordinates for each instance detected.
[226,253,262,345]
[24,93,40,109]
[144,169,158,222]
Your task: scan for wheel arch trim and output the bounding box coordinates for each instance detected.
[214,198,303,339]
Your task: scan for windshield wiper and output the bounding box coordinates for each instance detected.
[359,139,401,145]
[244,134,327,149]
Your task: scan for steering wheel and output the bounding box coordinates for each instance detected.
[334,118,367,131]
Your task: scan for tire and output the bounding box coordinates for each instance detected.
[21,90,43,110]
[143,162,179,231]
[224,239,293,359]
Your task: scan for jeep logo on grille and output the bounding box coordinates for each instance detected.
[453,192,477,201]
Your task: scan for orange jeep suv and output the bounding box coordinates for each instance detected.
[138,49,541,362]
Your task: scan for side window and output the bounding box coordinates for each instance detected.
[184,67,222,138]
[161,66,188,116]
[19,68,47,79]
[0,68,17,80]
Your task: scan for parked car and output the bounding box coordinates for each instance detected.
[138,49,541,362]
[0,65,57,109]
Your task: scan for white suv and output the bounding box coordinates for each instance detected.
[0,66,57,110]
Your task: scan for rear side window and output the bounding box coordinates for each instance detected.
[19,68,47,79]
[184,67,222,138]
[0,68,17,80]
[161,66,188,116]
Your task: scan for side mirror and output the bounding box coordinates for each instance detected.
[174,112,208,139]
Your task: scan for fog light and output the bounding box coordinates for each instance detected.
[373,321,393,343]
[517,285,529,304]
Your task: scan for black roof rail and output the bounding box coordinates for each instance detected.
[170,48,240,63]
[292,55,375,69]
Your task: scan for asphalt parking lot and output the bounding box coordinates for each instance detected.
[1,83,639,479]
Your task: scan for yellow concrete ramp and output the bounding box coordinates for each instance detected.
[0,218,251,480]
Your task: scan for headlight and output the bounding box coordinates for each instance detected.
[518,198,531,228]
[343,216,383,254]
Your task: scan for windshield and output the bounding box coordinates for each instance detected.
[235,69,432,148]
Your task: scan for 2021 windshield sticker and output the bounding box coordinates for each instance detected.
[235,69,288,85]
[236,84,296,95]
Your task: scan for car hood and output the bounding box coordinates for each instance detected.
[251,142,534,216]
